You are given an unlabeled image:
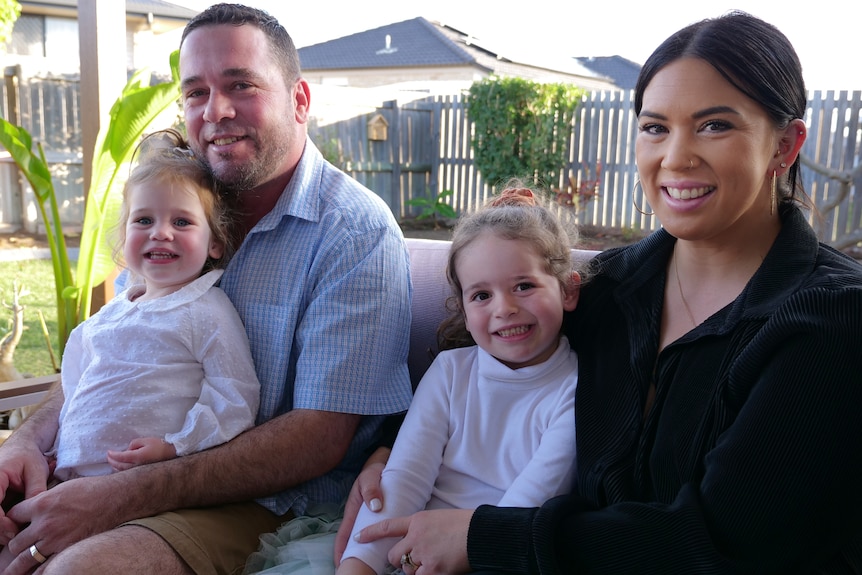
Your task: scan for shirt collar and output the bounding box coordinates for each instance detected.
[251,136,324,235]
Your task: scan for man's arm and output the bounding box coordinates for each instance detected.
[5,408,359,557]
[152,408,361,508]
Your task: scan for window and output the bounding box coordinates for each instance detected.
[8,14,44,56]
[7,14,79,68]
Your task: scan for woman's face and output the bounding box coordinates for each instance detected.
[635,58,786,244]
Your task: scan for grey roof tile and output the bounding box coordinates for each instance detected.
[300,17,476,70]
[574,56,642,89]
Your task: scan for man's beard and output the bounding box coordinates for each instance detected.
[208,133,290,194]
[212,150,271,192]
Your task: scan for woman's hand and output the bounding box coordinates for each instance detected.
[357,509,474,575]
[334,447,390,565]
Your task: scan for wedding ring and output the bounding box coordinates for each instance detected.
[400,551,419,569]
[29,544,48,564]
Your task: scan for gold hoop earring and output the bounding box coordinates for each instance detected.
[632,179,654,216]
[770,170,777,216]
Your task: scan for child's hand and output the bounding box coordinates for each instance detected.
[106,437,177,472]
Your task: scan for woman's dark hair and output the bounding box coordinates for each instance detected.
[181,3,301,86]
[634,11,808,205]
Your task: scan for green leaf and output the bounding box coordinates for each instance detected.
[0,119,74,354]
[0,51,182,354]
[0,120,53,197]
[466,76,584,189]
[405,197,432,207]
[436,204,458,219]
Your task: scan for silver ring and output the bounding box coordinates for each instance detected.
[689,159,694,169]
[400,551,419,569]
[29,544,48,564]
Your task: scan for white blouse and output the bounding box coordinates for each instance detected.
[52,270,260,479]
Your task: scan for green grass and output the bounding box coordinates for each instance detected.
[0,258,68,378]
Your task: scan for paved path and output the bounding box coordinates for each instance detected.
[0,248,79,262]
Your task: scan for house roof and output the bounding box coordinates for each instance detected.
[299,17,606,85]
[300,18,478,71]
[126,0,198,20]
[19,0,197,21]
[573,56,642,90]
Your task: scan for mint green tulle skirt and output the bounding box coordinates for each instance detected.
[244,503,343,575]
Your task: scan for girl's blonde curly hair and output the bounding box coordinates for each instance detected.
[113,129,237,276]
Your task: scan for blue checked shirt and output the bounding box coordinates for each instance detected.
[219,139,413,515]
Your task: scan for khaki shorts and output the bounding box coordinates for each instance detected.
[125,502,291,575]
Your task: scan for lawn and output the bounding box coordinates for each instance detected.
[0,258,66,378]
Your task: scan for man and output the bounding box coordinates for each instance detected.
[0,5,413,574]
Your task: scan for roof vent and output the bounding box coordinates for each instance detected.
[376,34,398,55]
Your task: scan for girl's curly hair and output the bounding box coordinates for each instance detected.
[437,180,586,351]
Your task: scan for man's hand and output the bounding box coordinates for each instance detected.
[3,474,119,573]
[0,440,52,545]
[0,387,63,547]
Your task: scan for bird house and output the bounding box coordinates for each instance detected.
[367,114,388,141]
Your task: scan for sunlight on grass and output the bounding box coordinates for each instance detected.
[0,258,68,377]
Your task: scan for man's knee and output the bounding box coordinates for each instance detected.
[41,525,192,575]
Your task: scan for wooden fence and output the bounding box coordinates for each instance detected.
[312,90,862,247]
[2,70,861,247]
[0,67,85,232]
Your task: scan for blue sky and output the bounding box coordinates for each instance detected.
[175,1,860,90]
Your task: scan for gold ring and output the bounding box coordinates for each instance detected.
[400,551,419,569]
[29,544,48,564]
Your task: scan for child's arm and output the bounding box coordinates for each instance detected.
[166,290,261,457]
[497,368,578,508]
[336,557,377,575]
[106,437,177,471]
[341,354,454,573]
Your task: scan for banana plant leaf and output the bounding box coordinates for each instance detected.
[0,120,75,354]
[0,50,180,354]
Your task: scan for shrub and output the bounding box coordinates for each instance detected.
[466,76,584,189]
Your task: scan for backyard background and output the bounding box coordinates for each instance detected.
[1,77,860,252]
[0,79,860,389]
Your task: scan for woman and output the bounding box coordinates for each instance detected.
[339,11,862,574]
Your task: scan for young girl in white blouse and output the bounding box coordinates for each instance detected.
[50,129,260,479]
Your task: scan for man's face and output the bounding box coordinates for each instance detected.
[179,24,306,191]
